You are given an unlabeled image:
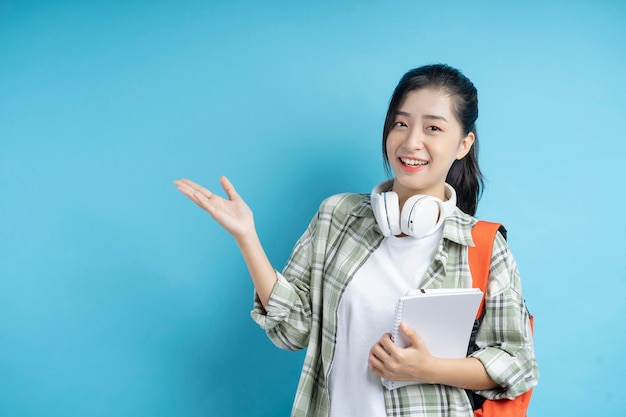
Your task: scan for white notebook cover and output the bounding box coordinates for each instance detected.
[382,288,483,390]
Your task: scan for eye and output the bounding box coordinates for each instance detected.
[426,125,442,132]
[393,121,408,128]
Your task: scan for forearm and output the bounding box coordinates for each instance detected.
[235,231,277,308]
[425,357,499,391]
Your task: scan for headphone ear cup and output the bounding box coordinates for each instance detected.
[371,193,392,236]
[371,191,402,236]
[401,196,444,238]
[384,192,402,236]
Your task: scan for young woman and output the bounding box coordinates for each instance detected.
[174,64,539,417]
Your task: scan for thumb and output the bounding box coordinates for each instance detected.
[220,176,241,201]
[400,322,423,347]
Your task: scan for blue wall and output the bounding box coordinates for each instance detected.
[1,1,625,415]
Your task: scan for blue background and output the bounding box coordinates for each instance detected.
[1,0,624,415]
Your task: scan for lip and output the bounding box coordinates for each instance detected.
[398,156,428,173]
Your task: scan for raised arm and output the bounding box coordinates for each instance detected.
[174,176,277,307]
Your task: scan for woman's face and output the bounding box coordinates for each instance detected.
[385,87,474,203]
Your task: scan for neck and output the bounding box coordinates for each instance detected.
[394,184,449,210]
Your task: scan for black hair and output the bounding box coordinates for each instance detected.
[382,64,484,216]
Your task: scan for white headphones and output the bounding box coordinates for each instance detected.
[370,180,457,238]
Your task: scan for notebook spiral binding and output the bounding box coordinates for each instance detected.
[391,299,404,346]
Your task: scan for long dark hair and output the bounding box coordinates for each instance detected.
[382,64,484,216]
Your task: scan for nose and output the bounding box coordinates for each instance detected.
[404,127,424,150]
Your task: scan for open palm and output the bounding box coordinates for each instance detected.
[174,176,254,240]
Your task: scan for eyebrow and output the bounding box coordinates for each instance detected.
[395,111,449,123]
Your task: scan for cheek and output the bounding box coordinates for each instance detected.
[385,134,400,157]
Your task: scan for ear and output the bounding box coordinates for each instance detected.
[455,132,475,160]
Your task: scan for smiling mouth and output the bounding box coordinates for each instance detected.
[400,157,428,167]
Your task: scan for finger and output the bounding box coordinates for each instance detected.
[174,180,218,211]
[174,181,202,204]
[371,341,391,362]
[400,322,413,335]
[368,343,385,368]
[400,322,423,347]
[177,181,225,213]
[379,333,397,353]
[193,192,216,213]
[178,178,215,199]
[219,176,240,201]
[368,354,385,376]
[174,179,199,197]
[174,178,200,190]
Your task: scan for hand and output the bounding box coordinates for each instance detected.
[368,322,436,384]
[174,176,255,241]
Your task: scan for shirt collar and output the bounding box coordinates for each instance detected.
[441,207,475,246]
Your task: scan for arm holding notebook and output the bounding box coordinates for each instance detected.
[369,322,499,391]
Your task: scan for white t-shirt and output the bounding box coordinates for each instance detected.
[328,228,443,417]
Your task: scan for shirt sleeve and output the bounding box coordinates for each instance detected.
[469,232,539,399]
[249,211,318,351]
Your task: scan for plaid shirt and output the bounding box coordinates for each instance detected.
[251,193,538,417]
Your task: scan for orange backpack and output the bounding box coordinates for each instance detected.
[467,221,534,417]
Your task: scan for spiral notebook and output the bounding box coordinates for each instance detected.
[382,288,483,390]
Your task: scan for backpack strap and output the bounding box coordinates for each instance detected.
[466,221,505,411]
[468,222,536,415]
[468,221,505,319]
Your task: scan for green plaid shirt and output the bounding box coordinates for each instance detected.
[251,193,538,417]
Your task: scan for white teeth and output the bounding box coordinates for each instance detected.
[400,158,427,166]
